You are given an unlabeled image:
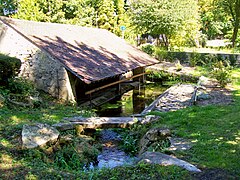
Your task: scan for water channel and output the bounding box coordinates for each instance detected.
[91,82,169,169]
[96,82,169,117]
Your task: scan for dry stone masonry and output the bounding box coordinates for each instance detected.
[154,84,195,112]
[0,23,75,102]
[142,84,196,114]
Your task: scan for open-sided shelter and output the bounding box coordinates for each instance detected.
[0,17,159,103]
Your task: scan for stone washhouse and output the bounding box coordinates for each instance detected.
[0,17,158,104]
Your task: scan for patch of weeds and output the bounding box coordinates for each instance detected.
[80,163,190,179]
[119,123,150,156]
[54,141,100,171]
[147,138,171,153]
[147,70,180,83]
[189,52,202,67]
[54,144,84,171]
[120,132,139,155]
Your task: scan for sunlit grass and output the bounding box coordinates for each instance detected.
[145,69,240,176]
[0,68,239,178]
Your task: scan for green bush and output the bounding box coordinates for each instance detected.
[0,54,21,86]
[154,47,168,61]
[7,78,35,96]
[54,145,86,171]
[211,60,232,87]
[141,44,155,55]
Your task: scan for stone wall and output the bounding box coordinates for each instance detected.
[0,22,76,103]
[165,51,240,66]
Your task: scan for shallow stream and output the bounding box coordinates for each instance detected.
[91,82,169,169]
[96,129,135,169]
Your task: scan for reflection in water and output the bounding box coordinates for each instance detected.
[133,86,145,114]
[97,82,168,117]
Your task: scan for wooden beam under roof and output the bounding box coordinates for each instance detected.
[85,72,147,95]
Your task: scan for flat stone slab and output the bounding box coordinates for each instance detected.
[138,151,201,172]
[53,117,142,130]
[22,123,59,149]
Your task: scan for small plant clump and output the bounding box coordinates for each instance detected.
[211,60,232,87]
[189,52,201,67]
[175,60,182,71]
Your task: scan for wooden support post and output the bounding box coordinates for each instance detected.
[142,70,146,83]
[89,93,92,108]
[139,77,141,92]
[118,83,121,95]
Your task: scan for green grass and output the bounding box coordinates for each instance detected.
[149,101,240,174]
[0,69,240,179]
[0,103,96,179]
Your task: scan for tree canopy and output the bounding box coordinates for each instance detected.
[1,0,240,48]
[130,0,200,47]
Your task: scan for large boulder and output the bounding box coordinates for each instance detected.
[139,128,171,154]
[22,123,59,149]
[138,151,201,172]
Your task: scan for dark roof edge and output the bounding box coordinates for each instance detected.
[0,17,87,83]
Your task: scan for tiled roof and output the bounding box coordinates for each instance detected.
[0,17,159,84]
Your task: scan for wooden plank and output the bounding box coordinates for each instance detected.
[85,72,147,95]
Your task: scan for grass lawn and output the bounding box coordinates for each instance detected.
[0,68,239,179]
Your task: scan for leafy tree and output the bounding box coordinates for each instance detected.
[12,0,131,37]
[96,0,116,31]
[199,0,231,40]
[0,0,18,16]
[37,0,65,23]
[130,0,200,47]
[64,0,96,27]
[220,0,240,47]
[12,0,46,21]
[113,0,125,35]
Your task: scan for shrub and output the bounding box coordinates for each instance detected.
[54,142,99,171]
[0,54,21,86]
[211,60,231,87]
[154,47,168,61]
[7,77,35,96]
[140,44,155,55]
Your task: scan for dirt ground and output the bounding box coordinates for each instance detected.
[196,86,233,106]
[192,168,238,180]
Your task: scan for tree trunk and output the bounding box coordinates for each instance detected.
[232,19,239,47]
[232,0,240,47]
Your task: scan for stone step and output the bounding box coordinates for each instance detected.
[53,117,142,130]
